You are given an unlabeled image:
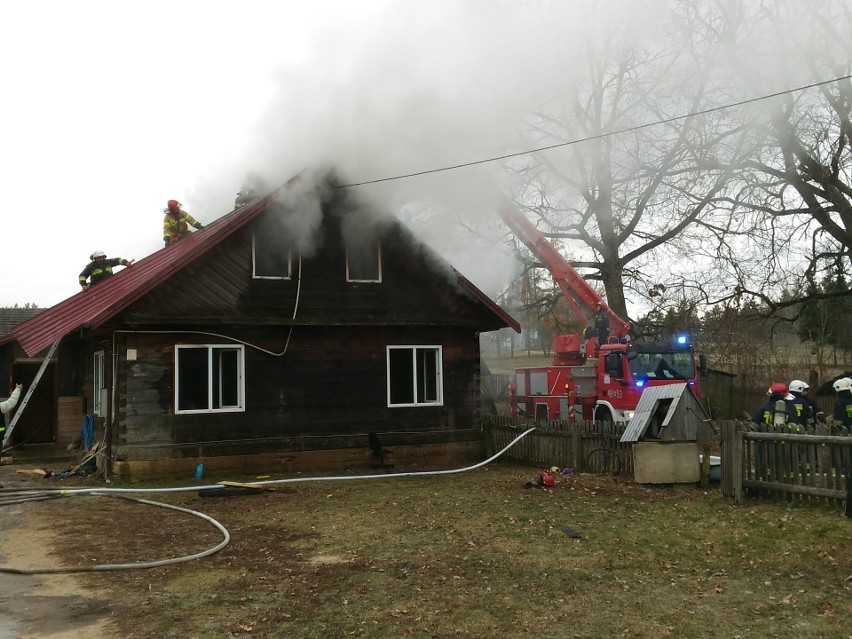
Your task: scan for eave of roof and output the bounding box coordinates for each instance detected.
[11,178,296,357]
[11,172,519,355]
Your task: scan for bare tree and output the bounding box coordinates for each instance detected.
[693,0,852,314]
[505,1,750,328]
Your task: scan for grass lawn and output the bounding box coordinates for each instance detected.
[26,463,852,638]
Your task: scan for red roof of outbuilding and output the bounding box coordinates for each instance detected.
[11,176,519,357]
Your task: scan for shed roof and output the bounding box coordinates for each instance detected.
[620,383,707,443]
[11,175,519,357]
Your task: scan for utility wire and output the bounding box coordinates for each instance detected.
[338,73,852,189]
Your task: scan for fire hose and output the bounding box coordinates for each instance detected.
[0,427,536,574]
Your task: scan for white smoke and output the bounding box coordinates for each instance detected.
[186,0,686,297]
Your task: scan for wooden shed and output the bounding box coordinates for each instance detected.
[620,383,715,484]
[7,174,519,478]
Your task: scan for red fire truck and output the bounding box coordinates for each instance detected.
[501,202,705,423]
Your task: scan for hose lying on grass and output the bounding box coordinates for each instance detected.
[0,427,536,574]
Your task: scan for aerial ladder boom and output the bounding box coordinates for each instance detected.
[499,201,632,342]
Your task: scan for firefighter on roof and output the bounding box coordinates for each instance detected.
[163,199,204,246]
[79,250,134,290]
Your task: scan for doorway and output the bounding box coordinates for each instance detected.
[9,360,56,446]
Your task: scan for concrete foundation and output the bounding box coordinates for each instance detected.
[112,440,484,481]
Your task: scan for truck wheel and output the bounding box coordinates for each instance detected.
[594,408,613,423]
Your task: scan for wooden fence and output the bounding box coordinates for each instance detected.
[720,421,852,513]
[482,416,633,477]
[482,416,851,514]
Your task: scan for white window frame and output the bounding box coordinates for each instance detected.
[386,345,443,407]
[93,350,106,416]
[252,233,292,280]
[175,344,246,414]
[346,242,382,283]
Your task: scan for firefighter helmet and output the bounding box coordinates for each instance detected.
[788,379,809,394]
[167,199,179,211]
[769,382,787,395]
[90,250,106,260]
[834,378,852,392]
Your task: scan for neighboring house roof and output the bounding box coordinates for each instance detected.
[0,308,44,338]
[11,175,519,357]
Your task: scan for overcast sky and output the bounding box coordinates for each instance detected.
[6,0,818,312]
[2,0,601,307]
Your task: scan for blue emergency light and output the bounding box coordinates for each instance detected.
[675,334,689,346]
[635,378,647,389]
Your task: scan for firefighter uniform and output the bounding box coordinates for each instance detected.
[79,255,132,288]
[785,391,816,426]
[834,391,852,428]
[752,391,789,425]
[163,201,203,246]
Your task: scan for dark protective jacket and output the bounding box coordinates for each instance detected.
[79,257,131,287]
[752,392,790,426]
[786,391,816,426]
[834,390,852,428]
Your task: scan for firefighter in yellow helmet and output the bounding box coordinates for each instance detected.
[163,200,204,247]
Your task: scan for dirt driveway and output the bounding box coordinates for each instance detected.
[0,467,114,639]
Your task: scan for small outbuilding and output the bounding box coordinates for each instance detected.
[620,383,715,484]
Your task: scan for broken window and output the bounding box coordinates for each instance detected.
[175,344,245,414]
[346,239,381,282]
[387,346,442,406]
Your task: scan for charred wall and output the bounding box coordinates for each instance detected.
[115,326,482,460]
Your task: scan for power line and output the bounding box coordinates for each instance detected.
[338,73,852,189]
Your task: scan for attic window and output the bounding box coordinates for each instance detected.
[175,344,245,414]
[346,240,381,282]
[252,233,292,279]
[387,345,443,407]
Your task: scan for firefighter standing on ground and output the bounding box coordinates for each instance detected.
[752,383,790,425]
[163,200,203,246]
[786,379,823,426]
[832,377,852,428]
[79,251,134,290]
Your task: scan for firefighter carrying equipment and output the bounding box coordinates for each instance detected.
[79,254,133,288]
[163,201,204,246]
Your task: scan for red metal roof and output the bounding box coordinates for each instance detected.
[11,175,519,356]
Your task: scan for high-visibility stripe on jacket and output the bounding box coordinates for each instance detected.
[163,208,202,242]
[79,258,130,287]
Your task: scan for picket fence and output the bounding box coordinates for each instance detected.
[720,421,852,514]
[481,416,851,514]
[481,416,633,477]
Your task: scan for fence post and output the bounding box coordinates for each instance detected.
[571,428,581,472]
[720,421,743,503]
[731,426,743,504]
